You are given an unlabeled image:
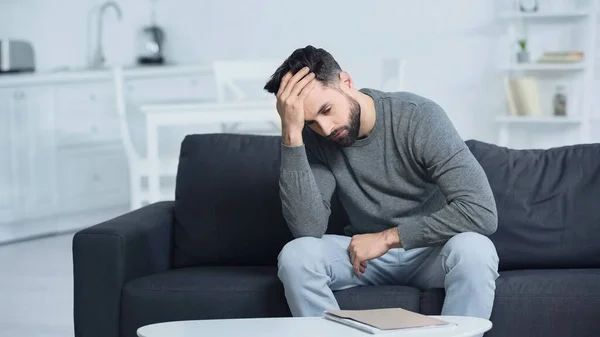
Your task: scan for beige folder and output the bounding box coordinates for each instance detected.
[325,308,453,333]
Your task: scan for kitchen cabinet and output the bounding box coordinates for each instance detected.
[53,81,121,148]
[0,82,128,227]
[53,81,128,215]
[9,85,58,220]
[0,89,15,224]
[0,64,216,243]
[56,144,128,215]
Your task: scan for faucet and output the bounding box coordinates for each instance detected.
[90,1,123,69]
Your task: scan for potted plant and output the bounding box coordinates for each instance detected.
[517,39,529,63]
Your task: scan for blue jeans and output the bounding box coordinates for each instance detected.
[277,232,499,335]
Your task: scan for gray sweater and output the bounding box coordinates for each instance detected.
[279,88,497,250]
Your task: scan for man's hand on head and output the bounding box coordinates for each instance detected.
[275,66,316,147]
[347,227,402,277]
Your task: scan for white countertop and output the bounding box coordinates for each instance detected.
[139,98,277,112]
[0,63,213,87]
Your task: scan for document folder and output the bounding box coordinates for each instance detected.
[324,308,455,334]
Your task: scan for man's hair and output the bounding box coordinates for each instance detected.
[263,45,342,94]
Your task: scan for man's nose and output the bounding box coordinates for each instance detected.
[316,120,332,136]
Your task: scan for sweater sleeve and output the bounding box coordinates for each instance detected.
[397,101,498,250]
[279,140,337,238]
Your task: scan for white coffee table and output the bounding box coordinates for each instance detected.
[137,315,492,337]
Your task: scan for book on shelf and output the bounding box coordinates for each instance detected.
[324,308,455,334]
[503,76,543,116]
[537,51,584,63]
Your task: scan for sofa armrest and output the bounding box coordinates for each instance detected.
[72,201,174,337]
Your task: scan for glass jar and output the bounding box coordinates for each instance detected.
[553,85,567,116]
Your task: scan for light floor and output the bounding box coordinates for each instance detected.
[0,206,128,337]
[0,232,75,337]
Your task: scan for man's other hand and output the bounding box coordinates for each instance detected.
[347,228,401,277]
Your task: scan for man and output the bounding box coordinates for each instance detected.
[263,45,499,329]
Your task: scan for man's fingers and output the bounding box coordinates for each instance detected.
[348,248,357,276]
[290,72,315,98]
[277,72,293,97]
[298,76,317,100]
[351,254,362,277]
[347,241,363,277]
[358,261,367,275]
[281,67,310,98]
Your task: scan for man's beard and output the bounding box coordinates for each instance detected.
[327,94,361,147]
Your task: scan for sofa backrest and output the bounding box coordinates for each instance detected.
[172,134,348,268]
[466,140,600,271]
[173,134,600,271]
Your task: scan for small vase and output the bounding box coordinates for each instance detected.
[517,50,529,63]
[519,0,539,13]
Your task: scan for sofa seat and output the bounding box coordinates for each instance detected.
[421,269,600,337]
[120,266,422,337]
[120,266,289,336]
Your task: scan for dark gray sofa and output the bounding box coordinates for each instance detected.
[73,133,600,337]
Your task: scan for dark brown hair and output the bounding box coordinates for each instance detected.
[263,45,342,94]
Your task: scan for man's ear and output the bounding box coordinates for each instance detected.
[338,71,354,90]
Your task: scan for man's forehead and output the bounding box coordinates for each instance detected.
[304,84,332,115]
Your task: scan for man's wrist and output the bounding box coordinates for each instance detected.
[383,227,402,249]
[281,127,304,147]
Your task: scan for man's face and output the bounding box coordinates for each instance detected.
[303,81,361,147]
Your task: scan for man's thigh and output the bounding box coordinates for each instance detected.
[320,235,435,291]
[403,246,445,290]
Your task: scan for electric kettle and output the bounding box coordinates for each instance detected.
[136,0,165,65]
[136,24,165,65]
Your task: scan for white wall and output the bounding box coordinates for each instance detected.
[0,0,505,142]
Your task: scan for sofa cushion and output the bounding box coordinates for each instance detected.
[120,266,422,337]
[120,266,291,337]
[490,269,600,337]
[420,269,600,337]
[172,134,349,268]
[466,140,600,270]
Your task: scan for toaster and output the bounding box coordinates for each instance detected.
[0,39,35,73]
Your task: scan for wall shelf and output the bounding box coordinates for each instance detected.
[495,115,584,124]
[500,63,586,71]
[499,10,591,20]
[497,1,598,148]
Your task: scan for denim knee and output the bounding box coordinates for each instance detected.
[441,232,499,273]
[277,237,325,275]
